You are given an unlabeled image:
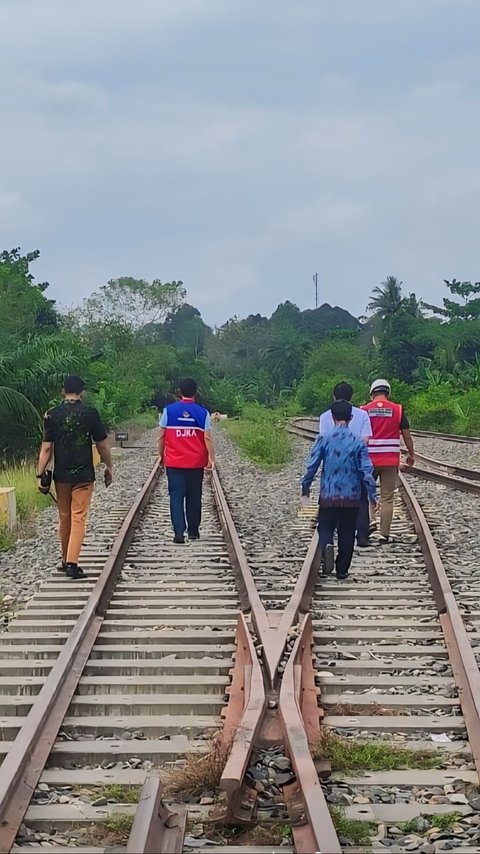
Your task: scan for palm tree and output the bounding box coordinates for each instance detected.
[367,276,404,321]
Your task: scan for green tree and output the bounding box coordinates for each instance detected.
[80,276,186,330]
[424,279,480,320]
[0,248,58,338]
[367,276,405,321]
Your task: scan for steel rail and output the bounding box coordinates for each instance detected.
[289,420,480,494]
[400,447,480,482]
[212,465,342,851]
[280,615,341,854]
[0,461,162,854]
[220,613,266,821]
[126,777,186,854]
[399,473,480,776]
[290,415,480,445]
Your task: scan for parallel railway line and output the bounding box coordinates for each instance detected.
[288,419,480,853]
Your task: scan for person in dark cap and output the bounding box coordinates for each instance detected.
[301,400,377,579]
[36,375,113,580]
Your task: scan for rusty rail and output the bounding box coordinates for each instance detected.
[0,461,162,854]
[290,416,480,445]
[279,615,341,854]
[220,613,266,821]
[126,777,187,854]
[399,473,480,776]
[212,464,342,852]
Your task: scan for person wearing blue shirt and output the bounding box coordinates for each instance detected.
[318,381,372,548]
[302,400,377,580]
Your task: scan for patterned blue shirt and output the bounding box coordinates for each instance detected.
[301,426,377,507]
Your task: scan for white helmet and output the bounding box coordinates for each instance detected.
[370,378,391,395]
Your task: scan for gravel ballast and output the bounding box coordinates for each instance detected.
[0,432,157,612]
[215,427,314,603]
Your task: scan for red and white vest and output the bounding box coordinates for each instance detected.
[362,397,403,468]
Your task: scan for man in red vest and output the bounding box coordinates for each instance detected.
[158,378,215,544]
[362,379,415,543]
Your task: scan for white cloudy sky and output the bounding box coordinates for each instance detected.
[1,0,479,324]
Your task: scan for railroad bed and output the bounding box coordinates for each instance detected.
[0,449,332,854]
[3,423,480,854]
[2,478,239,852]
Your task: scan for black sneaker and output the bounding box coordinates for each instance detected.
[356,538,372,548]
[188,531,200,540]
[336,573,349,580]
[65,564,89,581]
[57,561,67,573]
[322,544,335,576]
[173,533,185,544]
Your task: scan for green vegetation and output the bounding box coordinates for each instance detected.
[4,245,480,478]
[0,461,51,551]
[223,404,293,468]
[99,784,140,804]
[3,462,50,519]
[329,806,374,845]
[103,814,134,835]
[316,731,442,771]
[401,812,463,833]
[430,812,463,830]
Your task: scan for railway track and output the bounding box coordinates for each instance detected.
[0,453,339,854]
[4,422,480,854]
[287,419,480,853]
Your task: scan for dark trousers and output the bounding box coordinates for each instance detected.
[318,506,358,577]
[166,468,204,535]
[356,485,370,542]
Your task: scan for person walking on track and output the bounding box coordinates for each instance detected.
[319,381,372,548]
[301,400,377,580]
[158,378,215,544]
[36,375,113,580]
[362,379,415,543]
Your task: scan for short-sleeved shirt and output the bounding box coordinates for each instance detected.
[319,406,372,441]
[43,400,107,483]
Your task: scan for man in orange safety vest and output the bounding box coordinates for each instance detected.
[362,379,415,543]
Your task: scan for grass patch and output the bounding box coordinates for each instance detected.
[0,527,15,552]
[99,784,140,804]
[104,814,134,834]
[316,731,442,771]
[402,812,463,834]
[430,811,463,830]
[1,461,49,519]
[329,806,373,845]
[164,739,229,798]
[0,461,51,551]
[222,404,292,469]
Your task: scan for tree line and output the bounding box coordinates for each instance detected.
[2,247,480,460]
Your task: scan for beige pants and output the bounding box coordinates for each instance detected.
[56,482,94,564]
[373,466,398,538]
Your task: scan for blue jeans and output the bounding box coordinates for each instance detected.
[166,468,204,535]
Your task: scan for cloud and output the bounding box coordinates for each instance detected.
[0,0,480,323]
